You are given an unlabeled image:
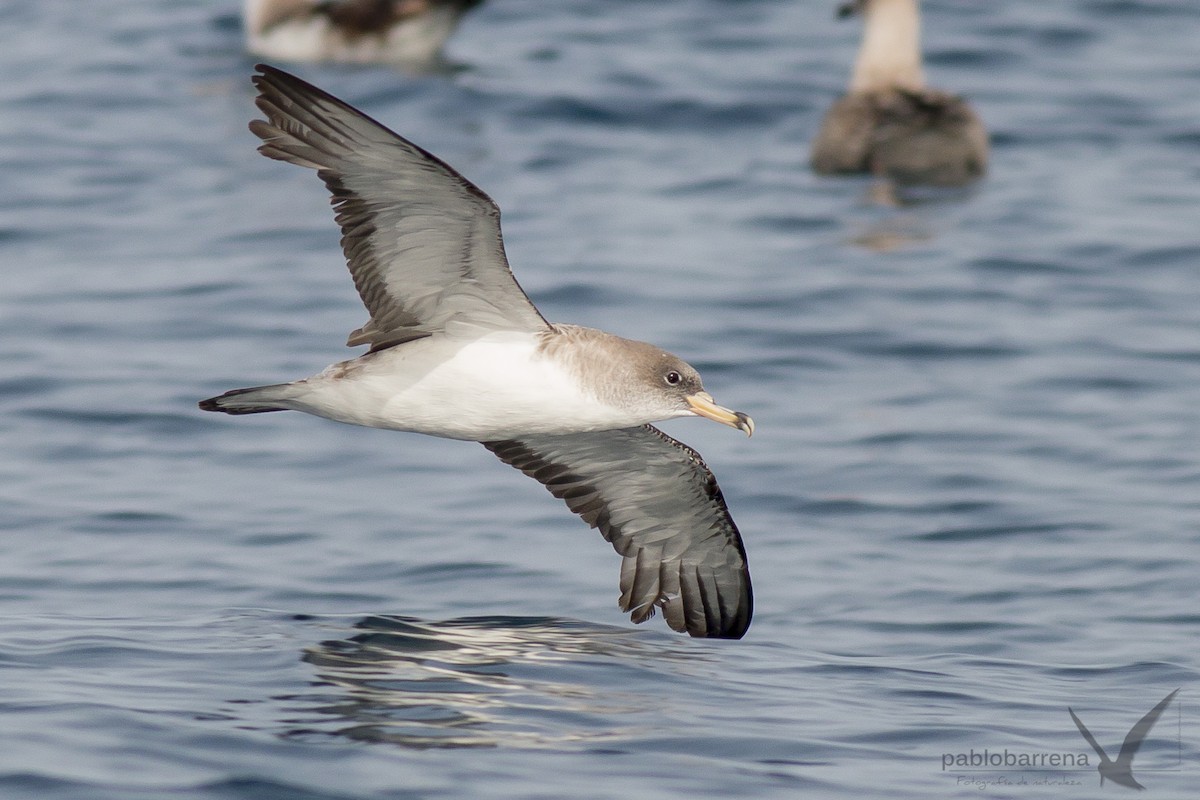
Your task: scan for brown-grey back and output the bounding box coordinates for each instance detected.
[811,88,987,186]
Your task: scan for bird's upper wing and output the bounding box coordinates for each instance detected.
[483,425,752,639]
[249,65,549,351]
[1069,707,1109,761]
[1117,688,1179,764]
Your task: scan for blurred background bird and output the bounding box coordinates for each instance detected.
[811,0,988,188]
[244,0,483,65]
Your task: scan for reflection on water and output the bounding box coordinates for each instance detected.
[847,221,934,253]
[840,181,977,251]
[291,615,701,749]
[846,214,934,252]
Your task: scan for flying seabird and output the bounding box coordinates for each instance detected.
[810,0,988,187]
[200,66,756,639]
[243,0,483,65]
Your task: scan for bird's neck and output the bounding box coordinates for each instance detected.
[849,0,925,93]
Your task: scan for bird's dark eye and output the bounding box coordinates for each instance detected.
[664,370,682,386]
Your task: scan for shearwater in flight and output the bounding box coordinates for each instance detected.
[200,66,755,638]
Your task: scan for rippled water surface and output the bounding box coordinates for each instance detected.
[3,1,1200,797]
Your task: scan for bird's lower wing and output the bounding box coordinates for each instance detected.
[483,425,752,639]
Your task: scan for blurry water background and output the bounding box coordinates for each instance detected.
[2,0,1200,797]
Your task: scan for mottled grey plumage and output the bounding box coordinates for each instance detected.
[484,426,752,639]
[811,0,987,187]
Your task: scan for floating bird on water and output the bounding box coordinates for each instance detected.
[243,0,483,65]
[200,66,755,639]
[810,0,987,187]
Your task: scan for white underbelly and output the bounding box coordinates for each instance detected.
[290,334,637,441]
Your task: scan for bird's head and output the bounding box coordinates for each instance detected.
[631,347,754,436]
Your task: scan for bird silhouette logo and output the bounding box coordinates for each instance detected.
[1068,688,1179,790]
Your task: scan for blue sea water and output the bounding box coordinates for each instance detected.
[2,0,1200,797]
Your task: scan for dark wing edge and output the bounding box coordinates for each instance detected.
[248,64,549,348]
[483,425,752,639]
[1117,688,1180,764]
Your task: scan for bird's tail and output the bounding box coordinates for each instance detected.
[199,383,299,415]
